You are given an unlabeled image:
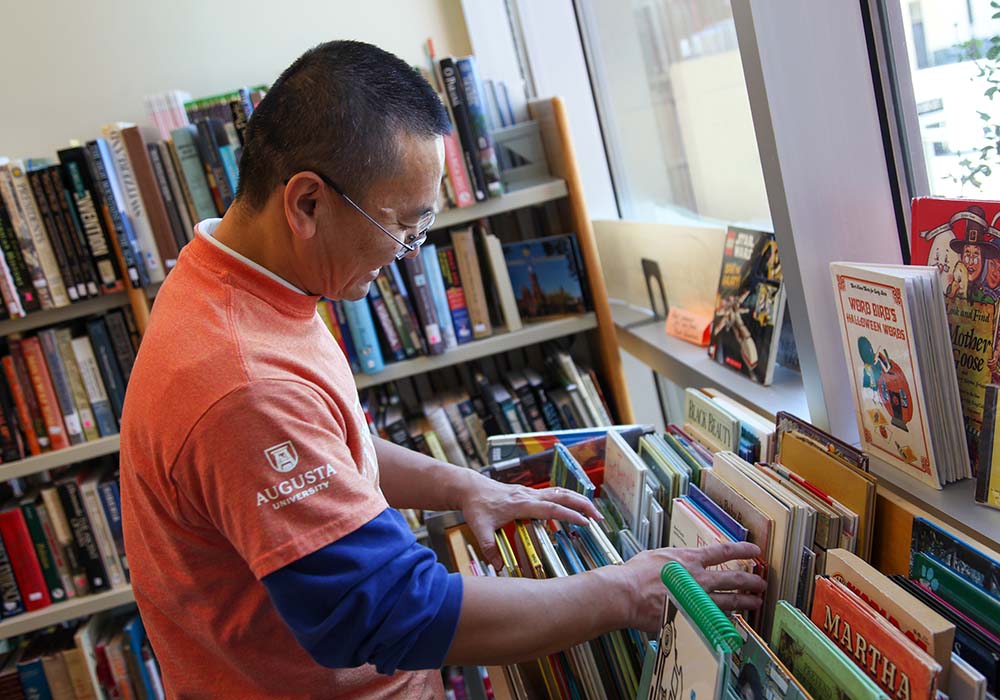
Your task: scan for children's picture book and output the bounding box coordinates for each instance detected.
[502,234,587,319]
[708,226,787,385]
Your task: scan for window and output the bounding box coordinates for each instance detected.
[891,0,1000,196]
[575,0,772,230]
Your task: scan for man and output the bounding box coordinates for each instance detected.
[120,40,764,699]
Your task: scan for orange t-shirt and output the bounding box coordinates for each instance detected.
[120,223,444,699]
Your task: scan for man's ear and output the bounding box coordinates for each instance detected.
[283,173,326,241]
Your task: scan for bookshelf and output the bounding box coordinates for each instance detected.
[610,302,808,422]
[0,294,132,337]
[355,313,598,389]
[0,435,121,482]
[430,177,568,231]
[0,587,134,640]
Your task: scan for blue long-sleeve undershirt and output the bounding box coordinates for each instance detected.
[262,508,463,675]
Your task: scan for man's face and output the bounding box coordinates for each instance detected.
[963,244,985,281]
[319,133,444,301]
[987,258,1000,289]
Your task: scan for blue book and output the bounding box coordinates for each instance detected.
[502,234,587,319]
[687,484,749,543]
[218,144,239,194]
[341,299,384,374]
[86,318,127,421]
[93,138,149,286]
[330,301,361,373]
[169,126,219,221]
[455,56,503,198]
[421,244,457,350]
[437,246,473,344]
[70,335,118,437]
[124,615,156,699]
[98,477,127,582]
[16,650,52,700]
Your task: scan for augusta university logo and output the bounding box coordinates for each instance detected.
[264,441,299,473]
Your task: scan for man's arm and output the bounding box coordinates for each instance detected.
[374,435,479,512]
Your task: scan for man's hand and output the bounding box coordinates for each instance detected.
[616,541,766,633]
[457,475,602,570]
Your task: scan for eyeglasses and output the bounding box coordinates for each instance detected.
[300,172,434,261]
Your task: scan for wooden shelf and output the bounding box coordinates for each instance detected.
[611,302,808,422]
[430,177,568,232]
[0,586,134,640]
[0,435,120,481]
[870,456,1000,553]
[355,314,598,389]
[0,294,132,336]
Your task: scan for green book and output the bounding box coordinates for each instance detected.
[771,601,889,700]
[18,496,66,602]
[911,551,1000,638]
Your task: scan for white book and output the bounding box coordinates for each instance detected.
[481,230,522,331]
[102,123,165,283]
[78,473,127,589]
[603,429,648,534]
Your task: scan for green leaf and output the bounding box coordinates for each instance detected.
[981,111,992,121]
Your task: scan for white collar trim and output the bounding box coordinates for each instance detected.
[197,218,307,295]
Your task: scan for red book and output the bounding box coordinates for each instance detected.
[19,337,68,451]
[0,506,51,611]
[323,301,351,361]
[442,126,474,208]
[2,356,41,456]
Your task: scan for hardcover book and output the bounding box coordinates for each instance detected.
[502,234,587,320]
[708,226,787,385]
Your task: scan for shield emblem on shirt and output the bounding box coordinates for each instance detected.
[264,441,299,473]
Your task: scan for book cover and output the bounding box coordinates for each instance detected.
[72,610,105,699]
[708,226,786,385]
[830,263,942,488]
[731,614,811,700]
[437,245,473,344]
[62,641,99,700]
[19,337,70,450]
[86,318,127,422]
[71,336,118,437]
[16,637,54,700]
[54,328,99,442]
[194,118,233,211]
[57,146,124,293]
[910,517,1000,599]
[86,139,147,287]
[602,429,647,535]
[481,229,522,331]
[812,576,942,699]
[0,159,54,310]
[165,137,200,225]
[451,227,492,339]
[911,552,1000,639]
[502,234,587,320]
[683,387,739,453]
[0,505,52,611]
[772,600,889,700]
[440,114,475,208]
[168,126,219,221]
[910,197,1000,476]
[40,634,75,700]
[0,368,24,462]
[341,299,385,374]
[37,329,84,446]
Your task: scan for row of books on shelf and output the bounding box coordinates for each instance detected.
[317,228,589,375]
[362,347,613,475]
[438,387,998,699]
[0,454,128,617]
[0,308,137,463]
[0,608,160,700]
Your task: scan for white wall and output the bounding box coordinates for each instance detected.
[1,0,472,159]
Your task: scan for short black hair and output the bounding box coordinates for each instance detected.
[236,40,451,210]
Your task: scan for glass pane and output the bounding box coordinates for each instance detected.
[576,0,772,230]
[896,0,1000,196]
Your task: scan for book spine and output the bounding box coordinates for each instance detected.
[439,58,488,202]
[422,245,457,350]
[166,138,199,226]
[37,330,84,446]
[80,480,126,588]
[195,119,234,211]
[6,346,50,452]
[331,300,361,373]
[212,120,240,193]
[0,198,40,313]
[85,140,146,287]
[34,501,77,599]
[0,531,24,617]
[28,168,82,302]
[56,480,109,592]
[124,619,154,699]
[62,648,97,700]
[374,273,415,358]
[71,337,118,437]
[387,263,426,354]
[17,659,52,699]
[367,283,405,361]
[102,125,166,283]
[168,127,219,220]
[401,256,445,354]
[94,639,122,700]
[451,228,492,338]
[40,487,88,596]
[0,203,26,317]
[1,161,68,308]
[514,386,549,433]
[55,329,100,442]
[47,166,102,298]
[104,311,136,383]
[3,355,42,455]
[0,508,52,611]
[456,56,504,197]
[20,337,70,450]
[438,246,473,344]
[341,300,385,374]
[441,126,475,208]
[86,320,127,422]
[19,501,66,602]
[147,142,188,253]
[157,142,194,243]
[106,635,136,700]
[98,479,127,582]
[0,369,24,461]
[121,127,180,272]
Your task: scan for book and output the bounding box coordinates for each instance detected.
[341,299,385,374]
[71,336,118,437]
[830,262,969,488]
[104,310,137,383]
[979,384,1000,509]
[455,56,504,198]
[86,139,148,287]
[422,244,458,349]
[39,486,88,597]
[55,478,110,593]
[386,263,425,355]
[439,57,488,202]
[910,517,1000,600]
[438,245,473,344]
[42,164,101,299]
[27,167,85,302]
[683,387,739,453]
[72,614,104,700]
[78,469,127,589]
[708,227,786,385]
[451,227,492,339]
[731,614,811,700]
[86,318,127,422]
[401,254,444,354]
[811,575,942,699]
[502,234,588,320]
[0,505,51,611]
[911,552,1000,639]
[0,196,41,314]
[55,329,100,442]
[37,329,85,446]
[16,635,54,700]
[18,496,66,603]
[19,336,70,450]
[33,499,77,600]
[2,353,46,454]
[155,141,194,247]
[40,631,75,700]
[366,280,405,362]
[169,126,219,221]
[146,139,188,252]
[771,600,889,699]
[0,529,24,618]
[0,370,24,462]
